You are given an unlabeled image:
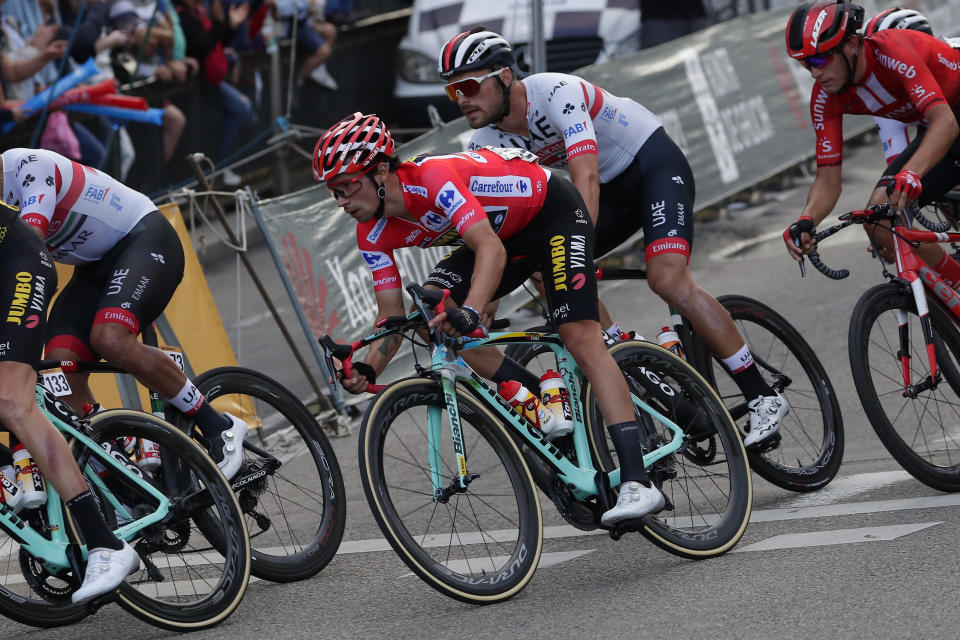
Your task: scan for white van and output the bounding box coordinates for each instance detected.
[394,0,641,125]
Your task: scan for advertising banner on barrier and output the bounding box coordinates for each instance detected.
[251,0,960,394]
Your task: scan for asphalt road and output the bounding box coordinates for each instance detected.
[12,135,960,639]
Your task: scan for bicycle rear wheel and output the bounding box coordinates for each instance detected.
[175,367,346,583]
[82,410,251,631]
[686,295,844,492]
[849,282,960,491]
[359,378,542,604]
[585,341,752,558]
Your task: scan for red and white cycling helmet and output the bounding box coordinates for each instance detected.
[864,7,933,37]
[785,1,865,59]
[312,112,395,183]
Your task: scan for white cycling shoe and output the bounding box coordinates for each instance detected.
[71,541,140,603]
[744,392,789,447]
[600,481,665,526]
[217,413,249,480]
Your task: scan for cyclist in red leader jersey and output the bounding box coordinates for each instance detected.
[316,112,664,524]
[783,2,960,276]
[0,149,247,480]
[438,28,788,448]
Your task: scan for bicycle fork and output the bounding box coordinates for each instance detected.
[898,274,941,397]
[429,345,476,503]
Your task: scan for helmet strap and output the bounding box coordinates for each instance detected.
[492,75,512,124]
[838,37,862,93]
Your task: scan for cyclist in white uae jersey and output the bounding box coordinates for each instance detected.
[0,148,248,480]
[439,28,789,448]
[2,148,156,264]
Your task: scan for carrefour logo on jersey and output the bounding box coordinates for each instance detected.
[366,217,387,243]
[82,184,110,203]
[436,182,466,215]
[402,183,428,198]
[563,122,588,139]
[469,176,532,198]
[360,251,394,271]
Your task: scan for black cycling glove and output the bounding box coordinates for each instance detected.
[447,305,482,335]
[351,361,377,385]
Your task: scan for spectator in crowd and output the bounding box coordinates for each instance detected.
[1,0,64,88]
[176,0,253,186]
[323,0,351,27]
[640,1,711,49]
[0,4,67,102]
[274,0,337,90]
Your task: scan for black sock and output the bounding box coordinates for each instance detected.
[491,357,542,393]
[66,491,124,551]
[607,422,650,485]
[730,362,774,401]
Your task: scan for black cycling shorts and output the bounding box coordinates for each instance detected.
[45,210,185,360]
[876,106,960,205]
[595,126,696,262]
[424,175,599,325]
[0,205,57,368]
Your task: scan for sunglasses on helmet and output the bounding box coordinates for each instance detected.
[801,51,836,70]
[444,67,508,101]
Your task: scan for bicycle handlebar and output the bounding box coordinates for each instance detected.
[908,202,952,232]
[317,286,504,395]
[803,203,900,280]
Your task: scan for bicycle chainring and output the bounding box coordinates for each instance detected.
[19,549,75,603]
[549,477,601,531]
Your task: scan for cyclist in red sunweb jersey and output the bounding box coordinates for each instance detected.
[317,112,664,524]
[783,2,960,282]
[0,148,248,480]
[439,28,788,448]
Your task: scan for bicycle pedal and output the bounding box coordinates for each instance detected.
[747,431,782,454]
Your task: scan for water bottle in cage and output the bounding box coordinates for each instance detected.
[12,445,46,509]
[136,439,162,471]
[657,326,685,359]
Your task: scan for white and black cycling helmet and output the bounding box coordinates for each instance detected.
[864,7,933,37]
[438,28,514,79]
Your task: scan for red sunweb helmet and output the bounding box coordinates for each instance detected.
[785,1,865,59]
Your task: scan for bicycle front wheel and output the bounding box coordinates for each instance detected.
[359,378,542,604]
[179,367,346,583]
[79,410,251,631]
[686,295,844,492]
[586,341,752,558]
[849,282,960,491]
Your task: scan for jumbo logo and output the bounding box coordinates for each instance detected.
[810,9,828,48]
[6,271,31,325]
[550,235,567,291]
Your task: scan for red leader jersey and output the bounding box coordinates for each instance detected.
[355,147,552,292]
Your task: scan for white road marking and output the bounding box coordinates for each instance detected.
[733,522,941,553]
[778,471,912,509]
[400,550,594,577]
[331,493,960,556]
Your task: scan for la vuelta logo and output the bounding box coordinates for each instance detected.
[281,233,340,337]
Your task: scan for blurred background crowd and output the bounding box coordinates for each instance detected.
[0,0,783,199]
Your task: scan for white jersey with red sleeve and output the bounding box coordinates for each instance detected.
[356,147,550,293]
[812,30,960,168]
[467,72,661,183]
[1,148,155,265]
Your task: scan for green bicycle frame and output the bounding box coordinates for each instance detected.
[427,331,686,502]
[0,386,171,573]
